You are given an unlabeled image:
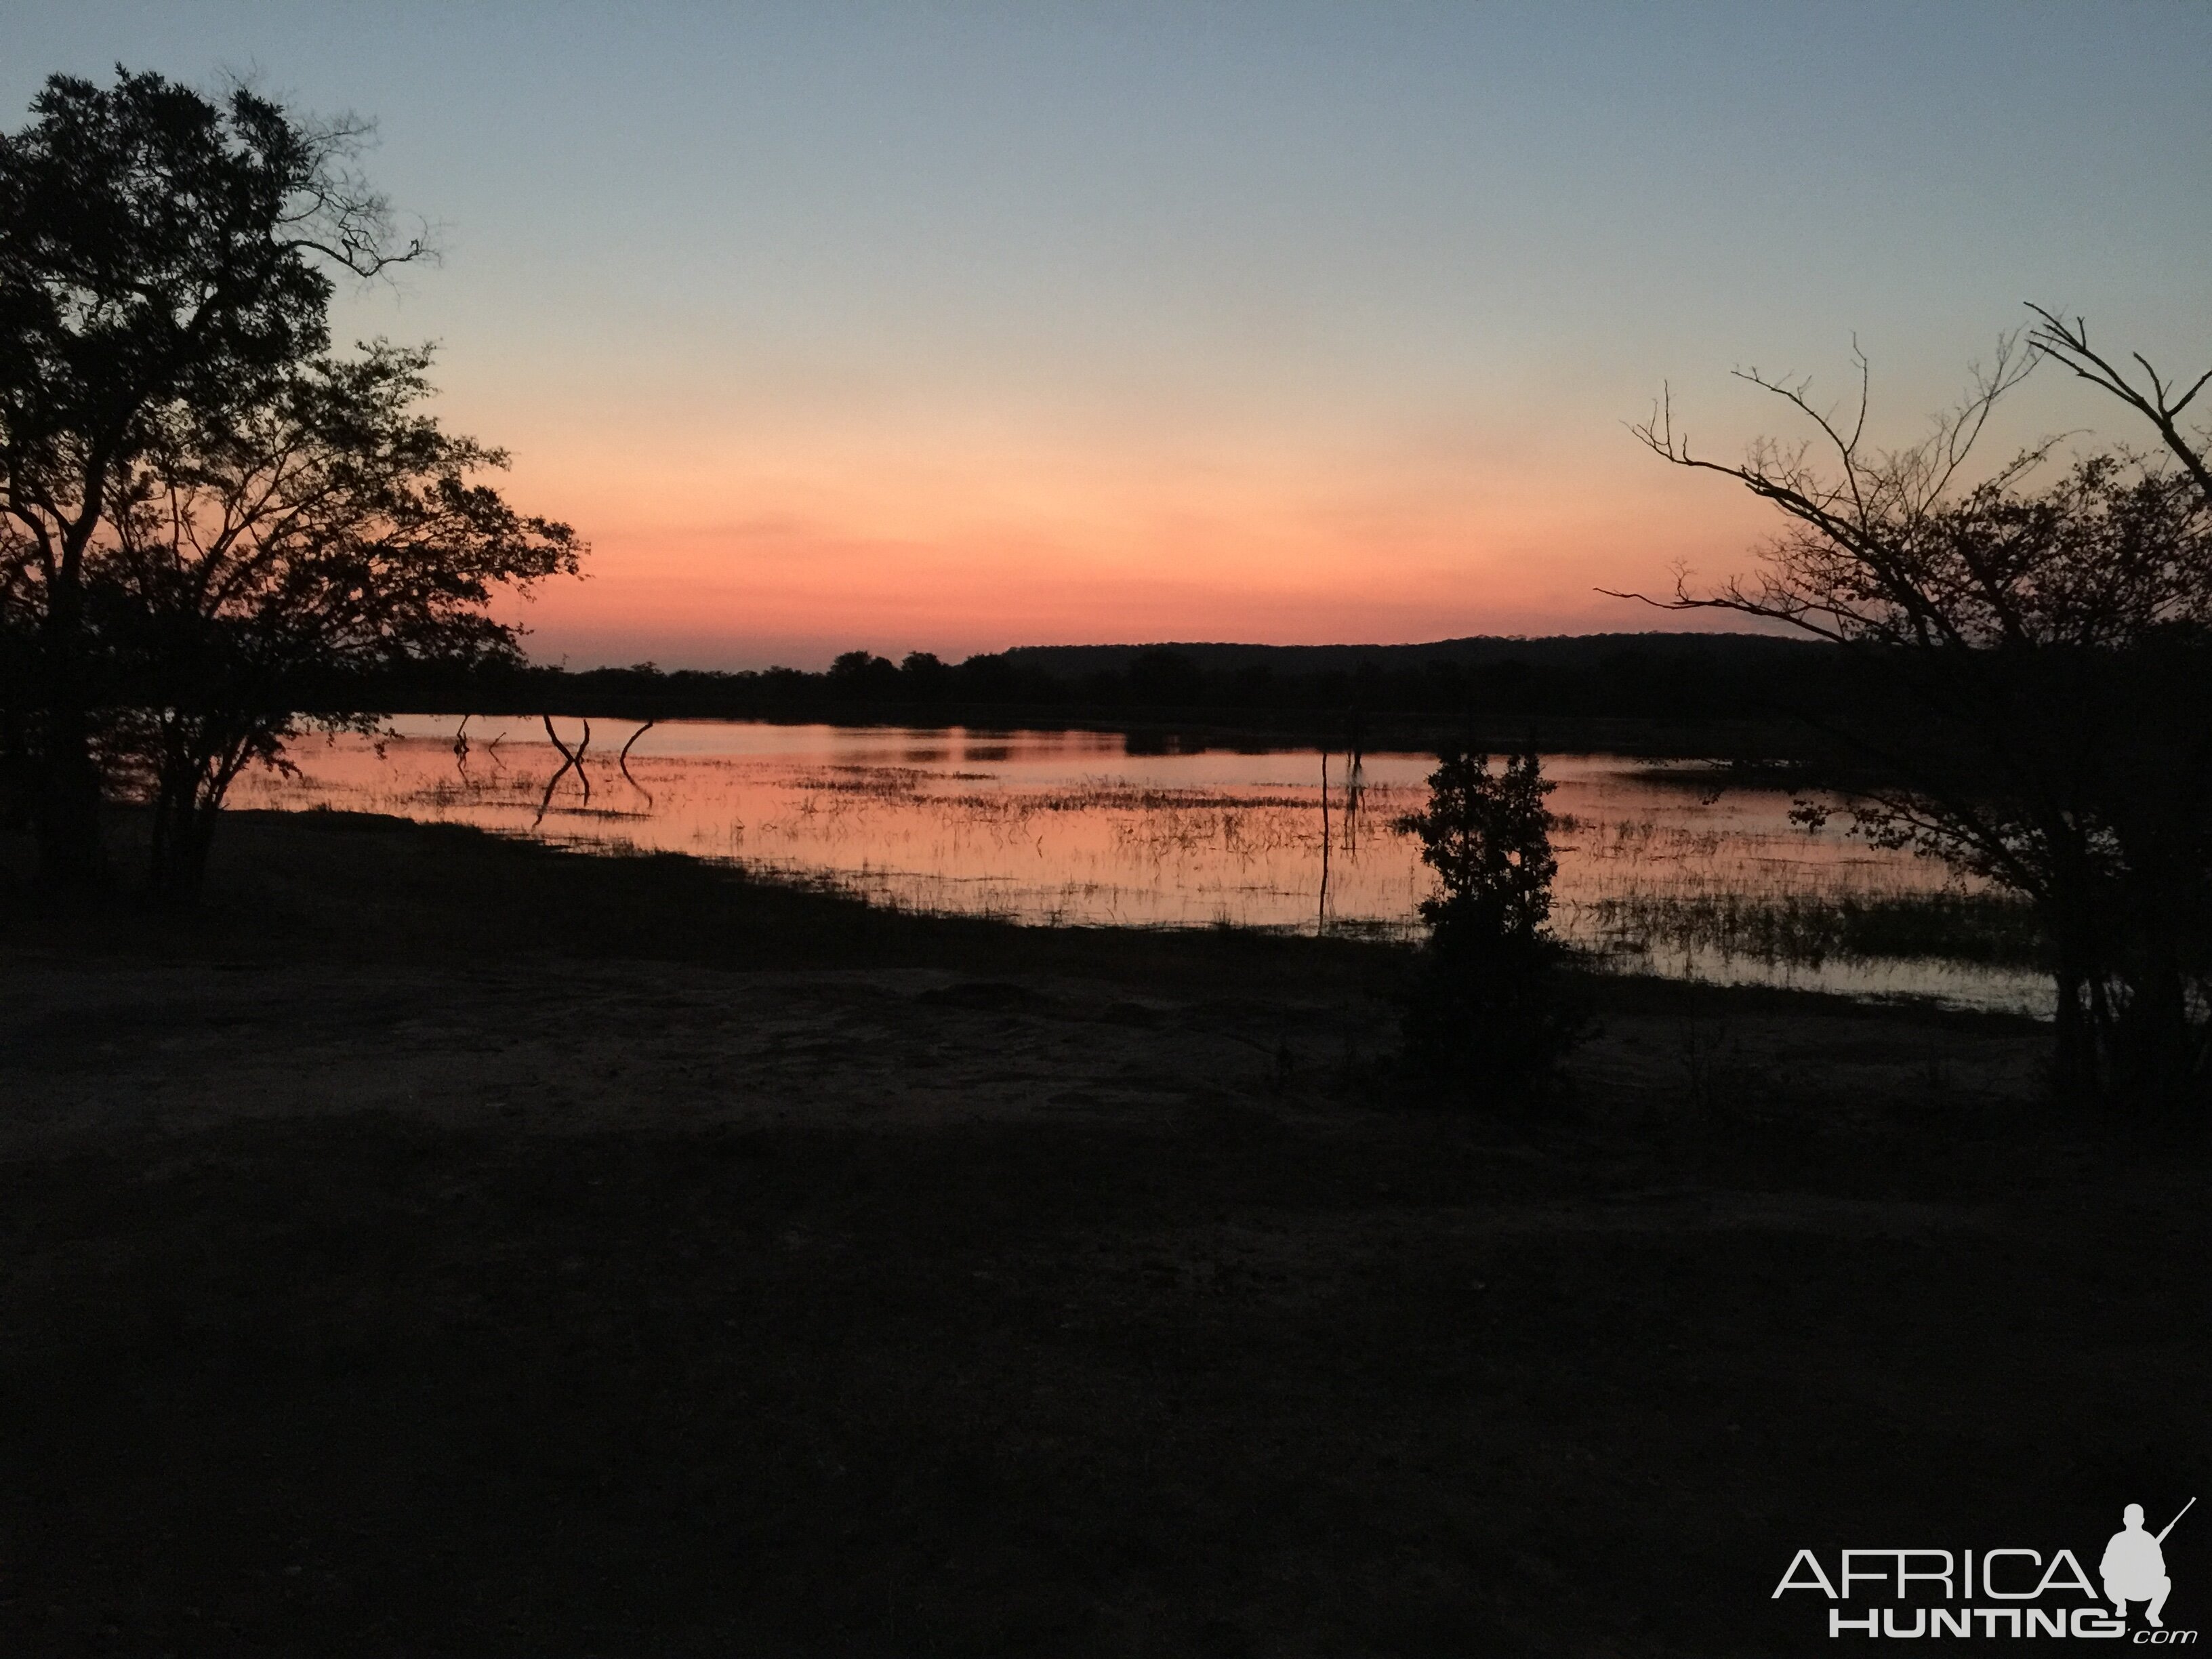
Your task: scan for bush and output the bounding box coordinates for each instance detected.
[1396,747,1586,1103]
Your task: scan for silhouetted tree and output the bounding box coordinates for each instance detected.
[93,341,579,900]
[899,651,950,701]
[1628,324,2212,1108]
[1397,746,1585,1102]
[0,67,423,889]
[827,651,899,701]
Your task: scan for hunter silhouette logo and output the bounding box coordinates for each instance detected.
[1773,1496,2197,1641]
[2106,1499,2192,1630]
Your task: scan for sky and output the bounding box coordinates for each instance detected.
[7,3,2211,669]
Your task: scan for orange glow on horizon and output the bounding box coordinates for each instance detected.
[489,414,1784,668]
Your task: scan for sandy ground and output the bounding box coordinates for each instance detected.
[1,951,2045,1153]
[2,825,2193,1658]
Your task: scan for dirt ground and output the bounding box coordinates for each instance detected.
[0,813,2203,1656]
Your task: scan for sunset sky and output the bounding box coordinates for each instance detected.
[9,3,2212,668]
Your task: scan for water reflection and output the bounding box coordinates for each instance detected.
[235,716,2051,1015]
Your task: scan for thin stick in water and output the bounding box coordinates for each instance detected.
[1319,750,1331,932]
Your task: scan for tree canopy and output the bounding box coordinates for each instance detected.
[1627,316,2212,1109]
[0,67,577,897]
[100,342,581,897]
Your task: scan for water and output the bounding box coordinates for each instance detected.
[234,716,2052,1015]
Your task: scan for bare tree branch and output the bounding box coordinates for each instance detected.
[2026,304,2212,506]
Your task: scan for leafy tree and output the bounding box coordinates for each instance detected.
[1627,324,2212,1108]
[898,651,950,700]
[827,651,899,700]
[93,342,580,900]
[0,67,420,888]
[1396,747,1585,1101]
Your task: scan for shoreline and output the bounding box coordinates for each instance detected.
[3,808,2196,1656]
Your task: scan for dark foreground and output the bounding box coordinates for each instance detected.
[1,813,2204,1656]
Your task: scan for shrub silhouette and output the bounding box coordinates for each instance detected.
[1396,746,1585,1102]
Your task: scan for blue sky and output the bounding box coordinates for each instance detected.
[7,3,2209,665]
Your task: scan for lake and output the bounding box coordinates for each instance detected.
[234,716,2051,1015]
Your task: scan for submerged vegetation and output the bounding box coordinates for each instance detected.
[1590,886,2046,971]
[232,722,2062,1010]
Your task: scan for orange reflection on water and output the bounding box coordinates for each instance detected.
[233,718,2049,1013]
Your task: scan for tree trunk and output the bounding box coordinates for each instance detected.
[2044,888,2104,1103]
[146,786,218,907]
[30,604,105,891]
[2051,965,2093,1102]
[2113,953,2198,1113]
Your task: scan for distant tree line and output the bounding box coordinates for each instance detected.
[312,632,1845,729]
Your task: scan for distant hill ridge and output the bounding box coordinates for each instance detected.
[998,631,1821,676]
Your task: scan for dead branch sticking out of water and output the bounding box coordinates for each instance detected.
[534,715,593,825]
[619,720,658,808]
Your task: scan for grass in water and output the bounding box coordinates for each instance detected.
[1590,886,2045,970]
